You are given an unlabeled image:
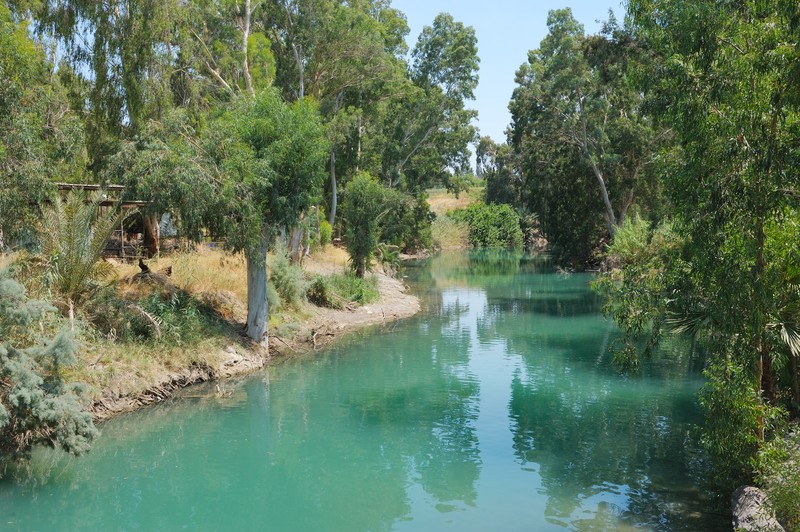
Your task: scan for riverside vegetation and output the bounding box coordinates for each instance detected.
[2,0,800,526]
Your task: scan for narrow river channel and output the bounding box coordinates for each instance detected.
[0,251,728,530]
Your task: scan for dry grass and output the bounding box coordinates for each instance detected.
[75,334,229,398]
[0,251,20,270]
[431,216,469,250]
[428,187,479,250]
[108,246,249,302]
[427,186,484,216]
[303,245,351,276]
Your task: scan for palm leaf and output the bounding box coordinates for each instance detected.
[40,191,133,305]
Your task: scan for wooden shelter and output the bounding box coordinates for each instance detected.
[56,183,149,258]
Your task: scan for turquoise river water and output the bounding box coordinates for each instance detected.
[0,251,728,530]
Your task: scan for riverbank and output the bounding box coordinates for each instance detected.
[82,246,420,421]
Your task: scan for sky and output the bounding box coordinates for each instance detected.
[391,0,624,144]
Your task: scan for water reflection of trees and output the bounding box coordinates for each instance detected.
[260,290,482,529]
[508,371,715,529]
[470,265,719,529]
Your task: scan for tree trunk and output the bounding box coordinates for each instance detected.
[577,88,617,237]
[288,223,304,264]
[790,352,799,416]
[329,150,337,226]
[356,257,366,278]
[356,114,362,173]
[760,349,776,404]
[241,0,255,96]
[142,213,160,257]
[245,230,270,346]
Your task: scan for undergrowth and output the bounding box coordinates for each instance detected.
[307,272,379,309]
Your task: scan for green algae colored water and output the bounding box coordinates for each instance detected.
[0,252,727,530]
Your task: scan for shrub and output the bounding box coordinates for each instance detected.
[319,220,332,248]
[268,249,307,308]
[0,270,98,466]
[451,202,523,249]
[307,273,379,309]
[38,191,126,306]
[757,426,800,530]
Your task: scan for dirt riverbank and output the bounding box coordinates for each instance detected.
[90,250,421,422]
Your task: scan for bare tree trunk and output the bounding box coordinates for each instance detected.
[245,229,270,347]
[356,257,366,278]
[142,213,160,257]
[241,0,255,96]
[329,150,337,226]
[282,2,304,99]
[577,88,617,237]
[356,114,362,173]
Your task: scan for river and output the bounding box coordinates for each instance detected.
[0,251,728,530]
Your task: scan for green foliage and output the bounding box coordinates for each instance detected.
[699,359,771,491]
[0,270,98,465]
[507,9,666,265]
[594,217,683,368]
[372,12,479,192]
[268,250,307,310]
[756,426,800,530]
[0,5,86,247]
[38,191,125,306]
[381,191,434,253]
[451,202,523,249]
[87,286,224,347]
[247,32,276,90]
[319,220,333,248]
[341,173,388,277]
[136,292,212,346]
[306,273,379,310]
[599,0,800,496]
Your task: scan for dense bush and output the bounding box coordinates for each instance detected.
[307,273,379,309]
[268,250,307,309]
[341,174,387,277]
[451,202,523,249]
[88,285,223,346]
[318,220,332,248]
[0,270,98,466]
[757,426,800,530]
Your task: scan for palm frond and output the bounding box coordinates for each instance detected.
[665,307,709,335]
[39,191,133,305]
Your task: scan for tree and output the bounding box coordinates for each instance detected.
[477,136,519,206]
[378,12,479,193]
[341,173,387,278]
[203,90,328,343]
[263,0,404,230]
[0,270,98,466]
[0,4,86,249]
[508,10,664,263]
[609,0,800,488]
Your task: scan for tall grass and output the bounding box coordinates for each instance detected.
[431,215,469,250]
